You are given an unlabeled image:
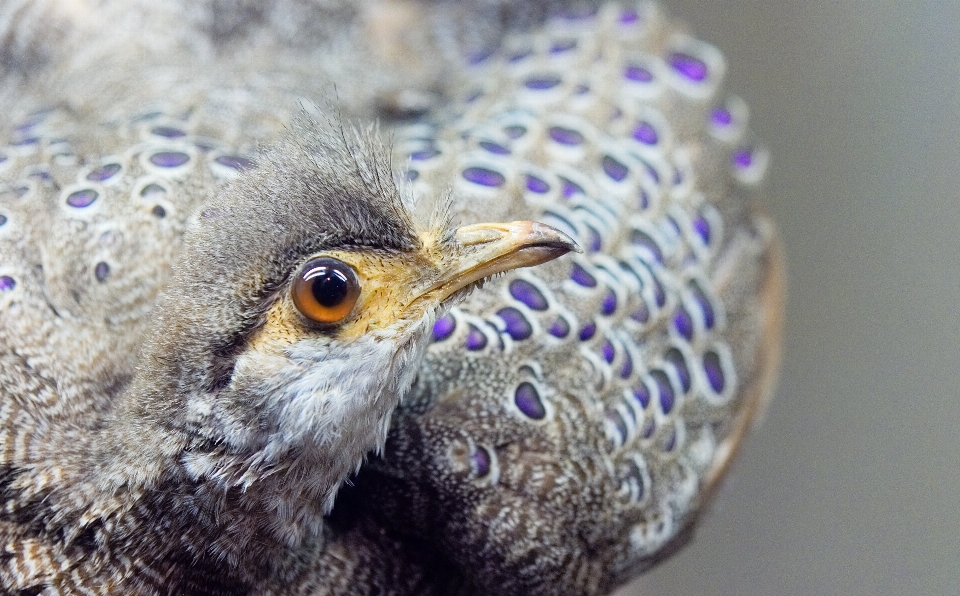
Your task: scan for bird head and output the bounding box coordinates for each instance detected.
[118,117,576,519]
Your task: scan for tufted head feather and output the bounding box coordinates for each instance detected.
[151,113,426,395]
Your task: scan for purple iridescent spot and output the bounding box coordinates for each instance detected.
[574,84,590,95]
[548,126,584,146]
[663,428,677,451]
[432,314,456,342]
[693,214,711,244]
[462,166,505,188]
[651,369,675,414]
[602,155,629,182]
[560,177,584,198]
[624,65,653,82]
[465,325,487,350]
[479,140,510,155]
[11,137,39,147]
[642,419,655,438]
[630,230,663,262]
[550,39,577,53]
[504,125,526,139]
[651,275,666,307]
[632,121,659,145]
[666,215,682,237]
[405,170,419,182]
[633,382,650,408]
[733,147,754,169]
[468,49,493,65]
[691,282,716,329]
[497,307,533,341]
[631,303,649,324]
[525,174,550,194]
[194,139,220,152]
[0,214,6,226]
[608,411,628,442]
[471,446,491,477]
[0,276,15,292]
[466,90,483,103]
[711,107,733,127]
[638,189,650,210]
[509,49,532,62]
[150,126,186,139]
[514,382,546,420]
[620,351,633,378]
[149,151,190,168]
[215,155,255,171]
[637,159,660,184]
[151,205,166,218]
[509,279,548,311]
[579,322,596,341]
[584,225,602,253]
[0,153,7,163]
[548,317,570,338]
[29,170,53,184]
[601,290,617,316]
[94,261,110,283]
[619,8,639,23]
[601,339,615,363]
[525,76,562,91]
[87,163,121,182]
[570,263,596,287]
[66,188,98,208]
[672,167,684,187]
[410,148,440,161]
[674,306,694,341]
[704,350,725,392]
[665,348,692,393]
[668,51,708,82]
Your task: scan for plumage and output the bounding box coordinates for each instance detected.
[350,7,784,594]
[0,1,783,595]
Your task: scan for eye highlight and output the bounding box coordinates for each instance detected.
[292,257,361,325]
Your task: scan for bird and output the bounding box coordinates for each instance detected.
[0,1,784,595]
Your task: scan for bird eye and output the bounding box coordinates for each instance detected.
[292,257,361,325]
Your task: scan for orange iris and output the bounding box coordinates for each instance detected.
[292,257,361,325]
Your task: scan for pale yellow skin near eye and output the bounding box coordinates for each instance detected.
[248,234,446,353]
[247,221,577,354]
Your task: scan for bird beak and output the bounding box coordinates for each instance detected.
[427,221,581,303]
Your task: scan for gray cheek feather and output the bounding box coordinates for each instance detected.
[185,310,439,514]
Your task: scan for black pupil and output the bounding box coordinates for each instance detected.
[310,268,349,307]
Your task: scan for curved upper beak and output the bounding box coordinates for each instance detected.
[428,221,581,303]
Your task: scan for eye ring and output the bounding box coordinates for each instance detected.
[292,257,361,325]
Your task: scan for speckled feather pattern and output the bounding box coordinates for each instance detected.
[0,1,782,595]
[361,6,781,594]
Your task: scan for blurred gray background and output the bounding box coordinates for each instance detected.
[621,1,960,595]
